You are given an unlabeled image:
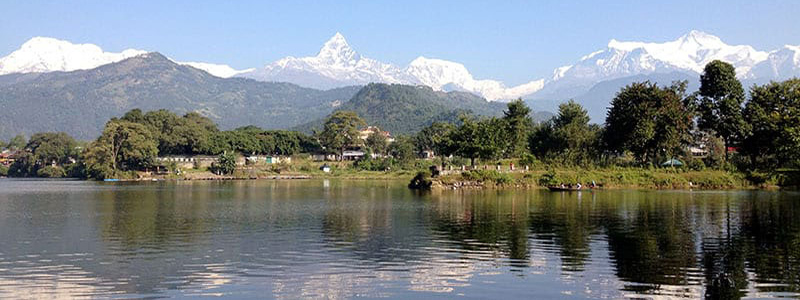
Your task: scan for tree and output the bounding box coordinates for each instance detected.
[389,135,416,164]
[741,79,800,169]
[415,122,456,165]
[697,60,749,157]
[83,120,158,178]
[7,134,26,150]
[530,100,599,165]
[316,111,366,160]
[604,81,693,163]
[450,115,506,166]
[503,99,533,157]
[365,131,389,155]
[26,132,78,167]
[210,152,237,175]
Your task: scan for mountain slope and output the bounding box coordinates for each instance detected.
[297,83,553,135]
[0,52,359,140]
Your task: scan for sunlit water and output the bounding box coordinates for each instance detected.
[0,179,798,299]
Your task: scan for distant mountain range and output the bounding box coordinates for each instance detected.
[0,30,798,138]
[0,53,358,140]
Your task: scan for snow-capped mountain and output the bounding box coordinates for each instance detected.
[239,33,414,89]
[0,37,147,75]
[747,45,800,80]
[0,37,250,78]
[550,30,768,84]
[405,57,544,100]
[239,33,542,101]
[2,31,798,103]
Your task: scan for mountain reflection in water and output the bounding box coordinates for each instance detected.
[0,179,798,299]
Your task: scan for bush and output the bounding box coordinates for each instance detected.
[408,171,433,190]
[538,169,559,186]
[354,156,395,171]
[36,166,66,178]
[519,153,540,169]
[210,152,237,175]
[0,165,8,176]
[462,169,513,185]
[686,158,706,171]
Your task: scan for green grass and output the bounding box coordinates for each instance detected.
[435,166,755,189]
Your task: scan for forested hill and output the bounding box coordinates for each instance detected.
[0,52,360,140]
[297,83,553,134]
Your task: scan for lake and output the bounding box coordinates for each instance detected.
[0,179,798,299]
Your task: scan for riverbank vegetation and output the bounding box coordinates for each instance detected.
[1,60,798,188]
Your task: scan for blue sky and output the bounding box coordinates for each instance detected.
[1,0,798,85]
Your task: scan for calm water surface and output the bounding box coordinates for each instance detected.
[0,179,798,299]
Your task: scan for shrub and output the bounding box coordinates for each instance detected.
[462,169,513,185]
[538,169,559,186]
[408,171,432,190]
[36,166,66,178]
[210,152,237,175]
[0,165,8,176]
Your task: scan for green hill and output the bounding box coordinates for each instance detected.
[298,83,553,134]
[0,52,359,140]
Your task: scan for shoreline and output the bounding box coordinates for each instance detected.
[4,167,793,190]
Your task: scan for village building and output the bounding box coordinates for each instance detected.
[358,126,394,143]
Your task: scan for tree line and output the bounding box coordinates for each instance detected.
[407,60,799,177]
[2,60,798,181]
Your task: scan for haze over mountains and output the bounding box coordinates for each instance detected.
[0,30,798,138]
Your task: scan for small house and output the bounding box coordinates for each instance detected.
[342,150,365,161]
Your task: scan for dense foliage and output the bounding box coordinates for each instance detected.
[603,81,693,163]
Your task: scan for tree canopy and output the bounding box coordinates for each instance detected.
[316,111,366,157]
[741,79,800,169]
[603,81,693,163]
[697,60,749,152]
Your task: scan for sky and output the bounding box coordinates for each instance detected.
[1,0,798,85]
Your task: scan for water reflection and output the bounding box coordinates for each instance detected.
[0,179,798,299]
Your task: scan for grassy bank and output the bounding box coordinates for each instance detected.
[106,156,771,190]
[433,167,761,190]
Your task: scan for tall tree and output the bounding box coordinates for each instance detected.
[316,111,366,160]
[415,122,456,165]
[697,60,749,156]
[604,81,693,163]
[530,100,598,165]
[741,79,800,169]
[503,99,533,157]
[389,135,416,164]
[450,116,506,166]
[83,120,158,178]
[365,131,389,155]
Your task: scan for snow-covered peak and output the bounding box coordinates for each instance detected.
[406,56,472,86]
[406,56,544,100]
[747,44,800,80]
[241,34,545,100]
[553,30,769,83]
[181,61,254,78]
[316,32,360,66]
[0,36,252,78]
[0,36,147,75]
